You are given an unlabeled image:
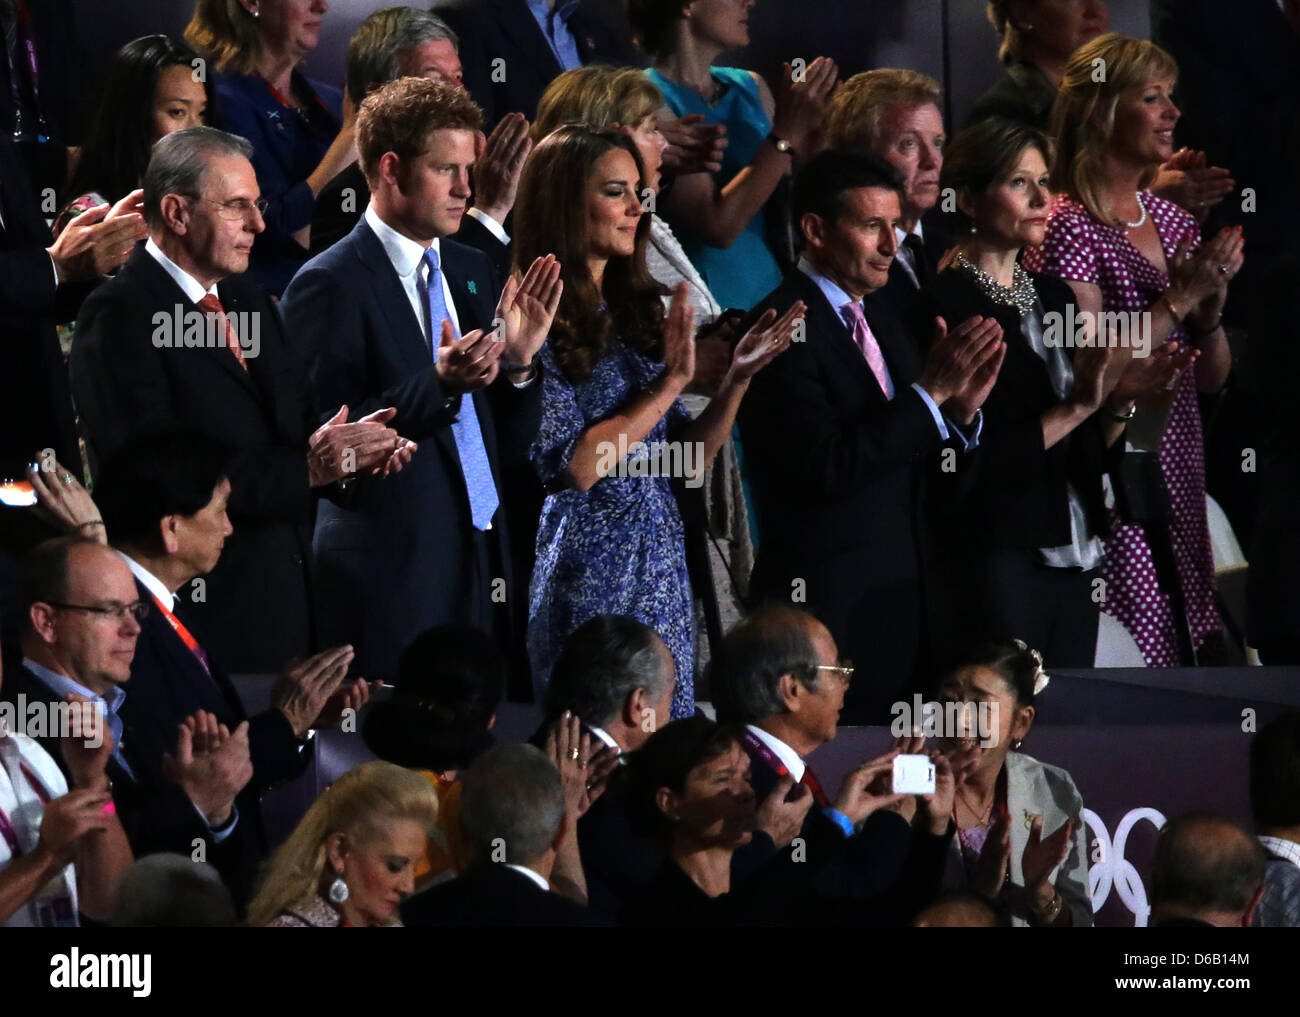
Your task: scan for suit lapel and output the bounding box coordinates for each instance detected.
[863,294,922,387]
[493,0,563,84]
[131,249,263,403]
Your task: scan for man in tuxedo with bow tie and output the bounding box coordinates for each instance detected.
[280,77,562,683]
[69,127,410,676]
[738,149,1003,723]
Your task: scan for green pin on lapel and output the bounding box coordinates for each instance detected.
[467,280,477,294]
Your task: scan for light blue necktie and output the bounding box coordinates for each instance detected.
[422,247,499,531]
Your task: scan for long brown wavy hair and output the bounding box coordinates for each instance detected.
[511,125,666,384]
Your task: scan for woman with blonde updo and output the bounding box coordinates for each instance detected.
[249,761,438,927]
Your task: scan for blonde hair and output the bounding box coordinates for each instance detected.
[185,0,264,76]
[986,0,1023,65]
[824,69,943,152]
[533,65,664,141]
[246,761,438,927]
[1048,33,1178,225]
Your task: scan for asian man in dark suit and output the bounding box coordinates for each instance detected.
[280,77,562,683]
[712,605,960,924]
[434,0,640,130]
[737,150,1003,723]
[401,743,604,926]
[69,127,409,675]
[88,427,373,901]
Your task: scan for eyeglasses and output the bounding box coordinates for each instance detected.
[815,663,854,686]
[184,195,269,220]
[46,600,151,623]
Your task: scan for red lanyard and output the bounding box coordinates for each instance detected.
[149,593,212,677]
[261,75,331,118]
[0,760,53,858]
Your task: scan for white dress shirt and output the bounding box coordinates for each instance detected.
[506,864,551,891]
[145,237,220,304]
[363,203,460,344]
[745,724,805,783]
[466,206,510,245]
[0,733,77,927]
[120,551,175,611]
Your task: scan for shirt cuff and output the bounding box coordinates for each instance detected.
[823,807,855,838]
[48,250,61,288]
[467,206,510,245]
[195,802,240,843]
[910,382,950,441]
[945,408,984,451]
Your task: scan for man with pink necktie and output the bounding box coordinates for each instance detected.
[738,150,1005,723]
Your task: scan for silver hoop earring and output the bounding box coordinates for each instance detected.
[328,876,349,903]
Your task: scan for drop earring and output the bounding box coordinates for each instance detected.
[328,874,349,903]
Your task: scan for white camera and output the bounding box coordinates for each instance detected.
[891,754,936,795]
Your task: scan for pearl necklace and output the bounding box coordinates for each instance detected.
[955,252,1038,316]
[1120,191,1148,230]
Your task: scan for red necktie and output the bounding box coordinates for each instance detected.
[198,293,248,371]
[801,765,832,809]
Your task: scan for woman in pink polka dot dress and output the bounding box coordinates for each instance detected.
[1024,34,1244,666]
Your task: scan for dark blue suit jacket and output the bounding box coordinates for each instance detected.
[279,218,541,680]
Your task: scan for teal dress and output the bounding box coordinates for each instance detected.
[646,66,784,311]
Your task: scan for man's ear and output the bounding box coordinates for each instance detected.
[799,211,827,252]
[777,672,803,713]
[624,687,646,728]
[378,151,404,192]
[159,514,184,557]
[159,193,192,237]
[654,786,678,822]
[28,603,59,645]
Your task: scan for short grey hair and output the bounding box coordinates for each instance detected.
[112,854,236,926]
[710,606,823,725]
[544,615,671,728]
[346,6,459,106]
[143,126,253,230]
[460,744,566,866]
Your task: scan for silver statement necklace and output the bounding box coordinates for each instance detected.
[955,252,1038,316]
[1120,191,1148,230]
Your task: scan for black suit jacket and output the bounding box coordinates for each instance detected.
[280,218,541,681]
[69,248,318,673]
[400,862,605,926]
[0,134,80,483]
[737,268,953,720]
[434,0,640,129]
[1,664,263,905]
[912,269,1119,553]
[868,210,954,338]
[122,578,306,794]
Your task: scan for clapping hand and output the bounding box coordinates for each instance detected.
[472,114,533,224]
[662,283,698,388]
[436,321,503,393]
[495,254,563,367]
[164,712,254,827]
[1153,149,1235,221]
[308,406,411,486]
[271,645,355,737]
[59,694,113,792]
[545,711,617,819]
[657,114,727,177]
[1023,815,1074,909]
[726,301,805,384]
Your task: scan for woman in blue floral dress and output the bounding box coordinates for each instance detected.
[512,126,803,718]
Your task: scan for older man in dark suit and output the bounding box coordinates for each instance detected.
[281,78,561,683]
[70,127,408,675]
[401,743,604,926]
[738,149,1003,723]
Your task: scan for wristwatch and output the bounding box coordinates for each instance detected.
[768,133,793,155]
